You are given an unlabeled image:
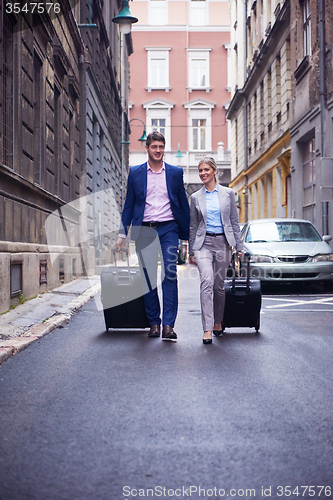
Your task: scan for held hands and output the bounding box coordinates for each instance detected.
[115,237,126,252]
[189,255,196,265]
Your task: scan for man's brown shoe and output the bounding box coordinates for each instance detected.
[162,325,177,342]
[148,324,161,337]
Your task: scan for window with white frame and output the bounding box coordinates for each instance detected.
[151,118,166,136]
[301,0,311,57]
[192,119,206,150]
[188,50,210,91]
[185,99,214,152]
[147,49,170,90]
[143,99,174,150]
[302,137,316,223]
[148,0,167,25]
[189,0,206,26]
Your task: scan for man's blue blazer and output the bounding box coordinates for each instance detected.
[120,162,190,241]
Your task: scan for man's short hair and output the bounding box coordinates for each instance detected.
[146,131,166,147]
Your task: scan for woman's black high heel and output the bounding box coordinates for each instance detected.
[203,338,212,344]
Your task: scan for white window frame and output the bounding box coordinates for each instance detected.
[146,48,171,92]
[187,49,211,92]
[143,99,175,151]
[189,0,207,26]
[302,137,316,223]
[301,0,311,57]
[148,0,168,26]
[184,99,215,152]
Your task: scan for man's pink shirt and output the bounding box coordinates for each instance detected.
[143,162,174,222]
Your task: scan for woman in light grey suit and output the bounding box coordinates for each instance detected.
[189,158,243,344]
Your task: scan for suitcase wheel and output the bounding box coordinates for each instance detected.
[255,317,260,333]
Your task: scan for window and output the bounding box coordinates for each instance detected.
[40,260,47,285]
[275,54,281,118]
[190,0,206,26]
[192,119,206,150]
[143,99,174,149]
[188,50,210,91]
[302,137,316,222]
[260,81,264,138]
[192,59,206,87]
[34,54,43,185]
[54,86,61,196]
[149,0,167,25]
[151,118,166,136]
[266,69,272,133]
[147,49,170,90]
[184,99,214,152]
[59,258,65,283]
[301,0,311,57]
[3,13,14,169]
[11,262,22,297]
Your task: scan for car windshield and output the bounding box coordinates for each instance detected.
[244,222,322,243]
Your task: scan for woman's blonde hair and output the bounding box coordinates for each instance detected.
[198,157,217,173]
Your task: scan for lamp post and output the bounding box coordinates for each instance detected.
[112,1,138,209]
[121,118,147,146]
[112,0,138,34]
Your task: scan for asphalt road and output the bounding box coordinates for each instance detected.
[0,265,332,500]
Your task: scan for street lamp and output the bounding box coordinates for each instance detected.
[112,0,138,34]
[121,118,147,146]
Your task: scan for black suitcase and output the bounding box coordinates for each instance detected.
[222,254,262,332]
[100,250,150,330]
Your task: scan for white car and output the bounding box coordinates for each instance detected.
[241,218,333,289]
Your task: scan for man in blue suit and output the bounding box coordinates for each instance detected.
[116,132,190,341]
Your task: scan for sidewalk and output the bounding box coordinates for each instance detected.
[0,276,101,365]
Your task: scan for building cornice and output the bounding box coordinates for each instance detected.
[225,87,244,120]
[229,131,291,188]
[133,25,230,33]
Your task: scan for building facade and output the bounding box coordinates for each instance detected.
[227,0,292,223]
[128,0,231,194]
[0,0,131,313]
[289,0,333,237]
[227,0,333,237]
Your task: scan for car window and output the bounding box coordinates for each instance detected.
[244,222,322,243]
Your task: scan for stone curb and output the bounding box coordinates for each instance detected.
[0,282,101,366]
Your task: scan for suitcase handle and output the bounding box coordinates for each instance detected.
[231,252,251,293]
[112,248,132,284]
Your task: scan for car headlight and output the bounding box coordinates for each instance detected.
[311,254,333,262]
[250,255,275,263]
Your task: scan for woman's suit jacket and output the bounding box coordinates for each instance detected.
[189,184,243,255]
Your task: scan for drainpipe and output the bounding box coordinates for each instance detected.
[319,0,329,235]
[319,0,325,157]
[243,0,249,221]
[120,32,125,210]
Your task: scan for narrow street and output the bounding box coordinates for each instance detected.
[0,265,332,500]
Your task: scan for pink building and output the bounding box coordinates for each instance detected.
[128,0,231,193]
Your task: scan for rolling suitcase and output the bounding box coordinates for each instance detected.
[100,249,150,330]
[222,254,262,332]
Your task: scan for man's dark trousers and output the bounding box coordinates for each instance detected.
[135,221,179,327]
